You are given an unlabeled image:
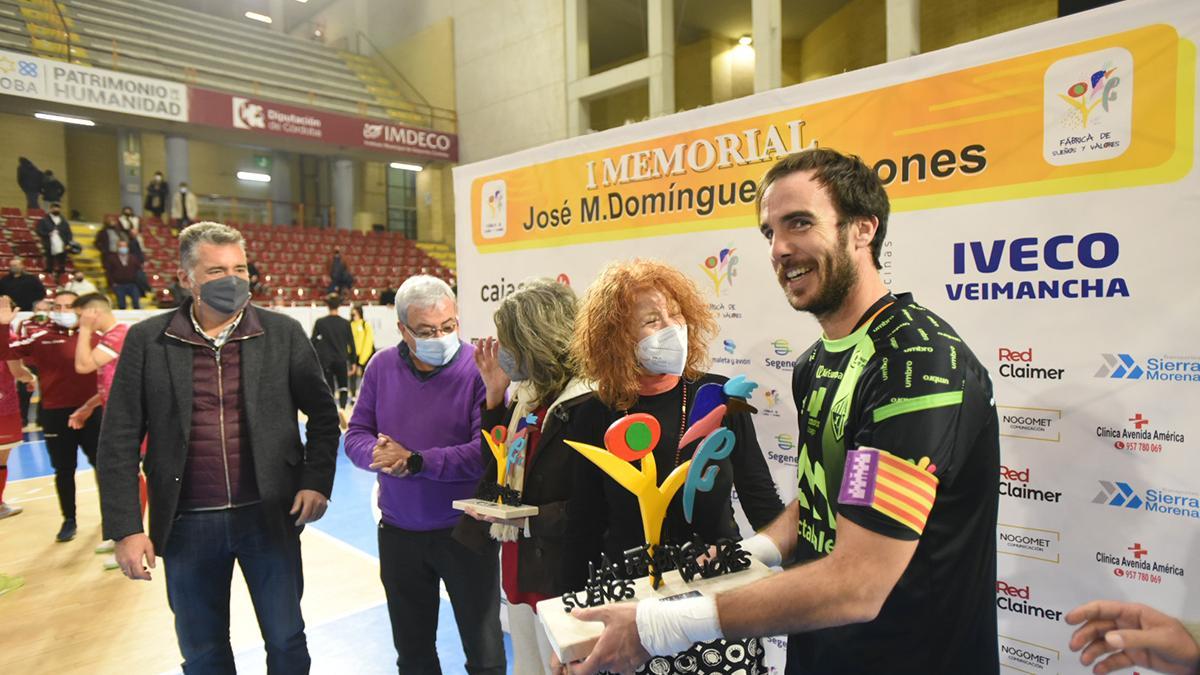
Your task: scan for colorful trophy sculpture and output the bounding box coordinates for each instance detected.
[452,422,539,520]
[537,375,776,663]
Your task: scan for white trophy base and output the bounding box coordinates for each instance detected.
[451,498,540,520]
[536,558,774,664]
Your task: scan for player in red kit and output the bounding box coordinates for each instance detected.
[0,290,102,543]
[0,295,35,519]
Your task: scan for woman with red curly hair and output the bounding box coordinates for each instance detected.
[562,259,782,675]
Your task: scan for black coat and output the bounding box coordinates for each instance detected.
[145,179,169,212]
[36,215,73,253]
[0,272,46,311]
[562,374,785,591]
[40,177,65,203]
[17,159,42,194]
[454,382,595,597]
[97,302,341,551]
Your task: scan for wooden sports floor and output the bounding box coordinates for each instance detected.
[0,439,509,674]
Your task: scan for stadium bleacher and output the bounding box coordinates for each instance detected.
[1,207,452,307]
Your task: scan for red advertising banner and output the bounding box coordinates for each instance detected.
[188,87,458,162]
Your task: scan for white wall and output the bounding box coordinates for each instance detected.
[298,0,568,165]
[450,0,568,163]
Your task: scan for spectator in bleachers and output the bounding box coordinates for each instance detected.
[64,270,98,296]
[167,277,192,306]
[118,206,142,240]
[144,171,168,219]
[328,249,354,295]
[37,202,74,277]
[104,241,145,310]
[170,182,198,229]
[248,258,266,296]
[16,157,44,210]
[381,286,397,306]
[95,215,127,255]
[311,295,356,410]
[39,170,65,205]
[0,258,46,311]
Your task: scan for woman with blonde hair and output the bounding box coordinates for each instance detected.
[561,259,782,675]
[457,278,594,675]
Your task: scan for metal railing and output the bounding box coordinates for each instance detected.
[354,30,458,130]
[194,195,333,229]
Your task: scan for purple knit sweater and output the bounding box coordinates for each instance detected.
[344,342,486,531]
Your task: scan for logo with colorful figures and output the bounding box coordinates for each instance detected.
[1059,66,1121,129]
[480,179,507,239]
[700,247,738,297]
[1043,48,1133,165]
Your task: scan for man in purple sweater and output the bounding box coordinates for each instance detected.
[344,275,504,675]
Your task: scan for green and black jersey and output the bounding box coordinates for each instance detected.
[785,293,1000,675]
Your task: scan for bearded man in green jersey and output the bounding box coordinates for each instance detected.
[565,148,1000,675]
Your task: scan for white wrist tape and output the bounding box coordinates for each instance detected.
[636,596,723,656]
[740,533,782,568]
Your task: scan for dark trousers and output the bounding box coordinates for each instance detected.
[41,406,101,520]
[378,523,505,675]
[322,361,348,409]
[45,252,67,275]
[114,282,141,309]
[24,191,39,209]
[163,504,309,675]
[17,379,32,426]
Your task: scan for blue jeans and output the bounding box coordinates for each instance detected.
[114,282,141,309]
[163,504,310,674]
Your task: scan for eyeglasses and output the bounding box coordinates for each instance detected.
[406,319,458,340]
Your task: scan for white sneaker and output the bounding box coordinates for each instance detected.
[0,503,22,519]
[102,556,120,571]
[95,539,115,554]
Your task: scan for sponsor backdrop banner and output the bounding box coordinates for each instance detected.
[0,48,187,121]
[189,87,459,162]
[455,1,1198,672]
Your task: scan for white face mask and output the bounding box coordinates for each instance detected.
[636,324,688,376]
[411,332,460,367]
[52,311,78,329]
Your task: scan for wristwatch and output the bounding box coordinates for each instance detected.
[407,451,424,475]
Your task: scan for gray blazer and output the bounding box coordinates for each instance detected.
[97,302,341,551]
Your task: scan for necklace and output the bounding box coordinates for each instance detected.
[623,379,689,468]
[672,380,688,467]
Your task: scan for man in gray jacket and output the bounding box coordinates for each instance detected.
[98,221,340,674]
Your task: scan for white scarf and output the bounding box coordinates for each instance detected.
[490,378,594,542]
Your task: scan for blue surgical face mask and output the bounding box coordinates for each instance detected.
[412,331,460,367]
[497,345,529,382]
[636,324,688,376]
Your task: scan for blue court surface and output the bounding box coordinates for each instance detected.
[7,432,514,674]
